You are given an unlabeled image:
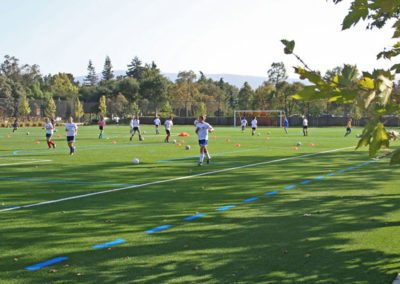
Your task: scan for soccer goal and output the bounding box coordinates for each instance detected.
[234,110,285,127]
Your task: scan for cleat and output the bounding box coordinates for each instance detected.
[207,159,210,164]
[130,137,132,141]
[198,162,203,166]
[53,144,56,149]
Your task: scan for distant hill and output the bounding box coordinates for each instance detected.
[75,71,305,89]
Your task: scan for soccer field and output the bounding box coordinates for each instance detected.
[1,125,400,283]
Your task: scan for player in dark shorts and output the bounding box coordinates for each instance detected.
[345,118,352,137]
[12,118,19,132]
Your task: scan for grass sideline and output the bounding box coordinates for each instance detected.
[0,125,400,283]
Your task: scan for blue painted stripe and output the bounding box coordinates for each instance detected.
[145,225,172,233]
[356,164,362,167]
[370,160,377,162]
[0,205,20,208]
[184,214,206,220]
[25,257,68,271]
[314,176,324,180]
[216,205,236,211]
[92,239,126,249]
[284,185,296,189]
[363,162,370,165]
[0,177,136,186]
[326,173,335,176]
[243,197,259,202]
[348,167,354,170]
[300,180,311,185]
[337,170,346,173]
[265,191,279,195]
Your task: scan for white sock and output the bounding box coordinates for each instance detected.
[205,152,210,159]
[200,153,204,162]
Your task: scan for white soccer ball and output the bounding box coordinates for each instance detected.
[139,136,144,141]
[26,132,30,135]
[132,158,140,165]
[257,133,260,136]
[267,131,271,135]
[297,142,301,146]
[172,139,176,143]
[356,134,360,138]
[186,145,191,150]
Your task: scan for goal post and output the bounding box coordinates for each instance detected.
[234,110,285,128]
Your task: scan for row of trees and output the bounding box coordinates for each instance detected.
[0,54,378,120]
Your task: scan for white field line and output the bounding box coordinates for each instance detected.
[0,147,353,213]
[0,158,52,167]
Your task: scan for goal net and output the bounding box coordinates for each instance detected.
[234,110,285,127]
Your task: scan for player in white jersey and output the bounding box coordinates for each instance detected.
[240,118,248,133]
[195,115,214,166]
[65,116,78,155]
[251,117,257,136]
[303,116,309,136]
[154,116,161,135]
[130,115,143,141]
[164,116,173,143]
[44,118,56,149]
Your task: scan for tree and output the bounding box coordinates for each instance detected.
[140,73,170,114]
[281,0,400,164]
[50,73,79,99]
[126,56,145,81]
[177,71,197,117]
[195,102,207,117]
[267,62,288,85]
[84,60,98,86]
[238,82,254,109]
[99,95,107,116]
[44,96,56,118]
[102,56,114,81]
[75,98,84,121]
[19,96,31,117]
[118,77,140,102]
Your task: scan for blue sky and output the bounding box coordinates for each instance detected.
[0,0,396,78]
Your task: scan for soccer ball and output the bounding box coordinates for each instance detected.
[142,130,146,134]
[139,136,144,141]
[297,142,301,146]
[356,134,360,138]
[172,139,176,143]
[132,158,140,165]
[26,132,29,135]
[267,131,271,135]
[186,145,191,150]
[257,133,260,136]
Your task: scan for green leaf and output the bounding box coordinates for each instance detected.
[369,122,389,157]
[356,119,377,149]
[281,39,295,55]
[390,149,400,165]
[342,0,369,30]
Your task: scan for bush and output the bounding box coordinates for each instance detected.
[32,123,37,127]
[0,123,6,127]
[37,122,43,127]
[19,123,24,127]
[25,122,31,127]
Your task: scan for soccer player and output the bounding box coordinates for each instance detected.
[251,117,257,136]
[344,118,352,137]
[44,118,56,149]
[65,116,78,155]
[98,117,105,139]
[302,116,308,136]
[129,115,143,141]
[50,117,57,132]
[154,116,161,135]
[12,118,19,132]
[164,116,173,143]
[194,117,199,127]
[196,115,214,166]
[284,117,289,134]
[240,117,248,133]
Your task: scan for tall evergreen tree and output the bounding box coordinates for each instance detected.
[126,56,144,81]
[102,56,114,81]
[84,60,98,86]
[44,96,57,118]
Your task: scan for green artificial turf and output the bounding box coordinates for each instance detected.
[0,124,399,283]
